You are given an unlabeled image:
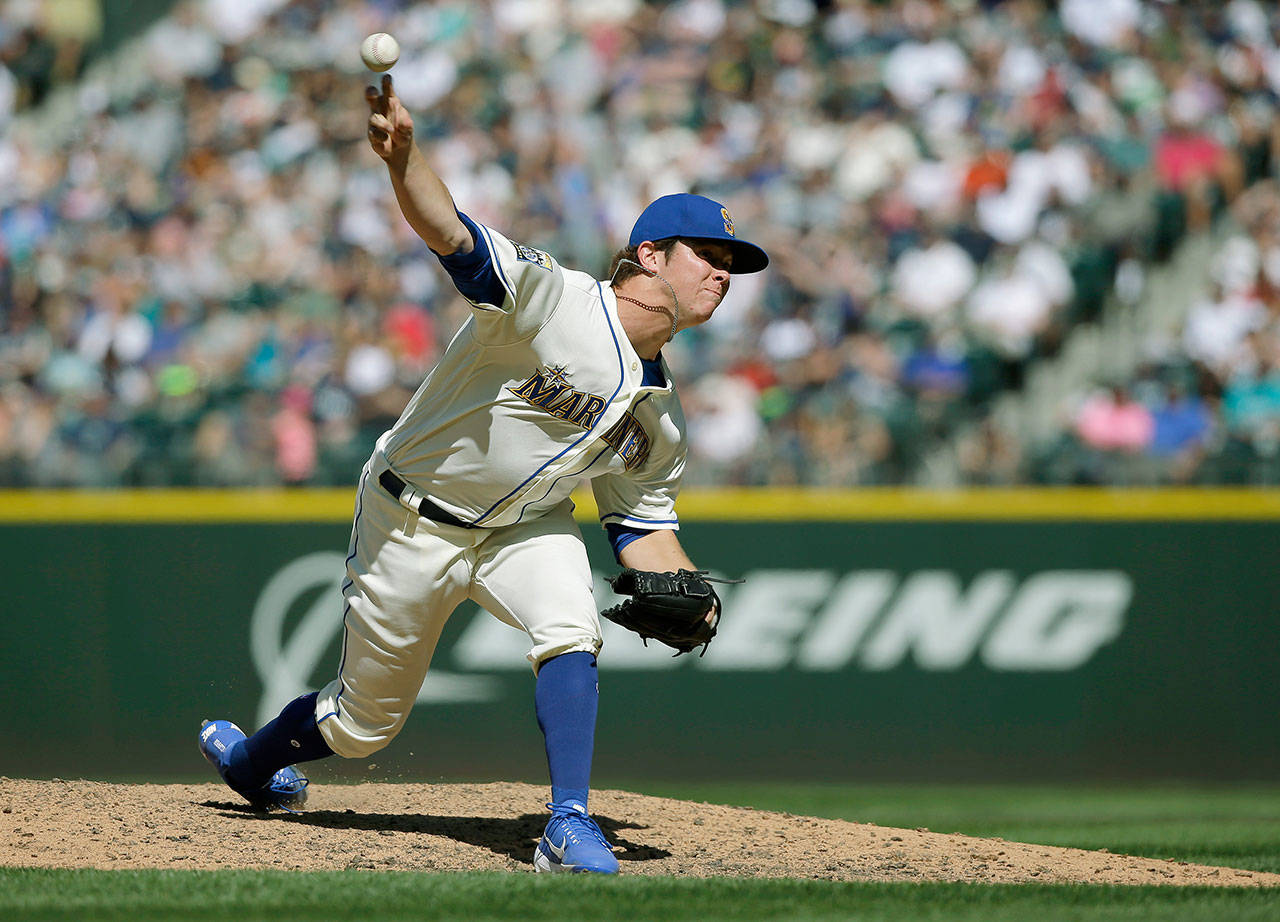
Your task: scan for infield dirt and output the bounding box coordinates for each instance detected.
[1,778,1276,886]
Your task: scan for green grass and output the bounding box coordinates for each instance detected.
[2,869,1278,922]
[622,781,1280,874]
[4,783,1279,921]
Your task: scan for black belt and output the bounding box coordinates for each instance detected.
[378,470,477,528]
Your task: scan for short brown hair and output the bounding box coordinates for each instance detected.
[607,238,680,285]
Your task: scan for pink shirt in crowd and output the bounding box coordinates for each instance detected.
[1075,392,1155,451]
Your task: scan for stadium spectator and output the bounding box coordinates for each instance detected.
[1,0,1278,487]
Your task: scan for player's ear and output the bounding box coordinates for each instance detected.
[636,240,662,273]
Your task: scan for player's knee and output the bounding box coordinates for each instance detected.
[314,681,408,758]
[326,727,391,759]
[317,711,402,759]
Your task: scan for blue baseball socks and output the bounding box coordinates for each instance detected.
[535,651,599,807]
[225,658,598,802]
[225,691,334,790]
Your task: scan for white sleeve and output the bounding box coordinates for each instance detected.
[472,223,567,341]
[437,215,566,342]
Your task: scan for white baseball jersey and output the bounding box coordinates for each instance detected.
[315,215,689,757]
[375,215,686,533]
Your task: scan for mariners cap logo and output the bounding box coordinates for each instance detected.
[721,207,735,237]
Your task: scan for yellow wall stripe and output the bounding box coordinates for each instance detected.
[0,490,356,523]
[2,487,1280,523]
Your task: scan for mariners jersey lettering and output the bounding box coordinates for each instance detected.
[378,217,684,530]
[510,367,612,430]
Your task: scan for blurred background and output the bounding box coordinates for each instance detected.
[3,0,1279,489]
[1,0,1278,784]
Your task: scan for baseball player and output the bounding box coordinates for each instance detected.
[199,74,768,874]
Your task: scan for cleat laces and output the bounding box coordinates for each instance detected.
[259,772,309,814]
[546,802,611,851]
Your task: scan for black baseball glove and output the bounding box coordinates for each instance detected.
[600,569,738,657]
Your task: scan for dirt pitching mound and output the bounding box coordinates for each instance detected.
[1,778,1275,886]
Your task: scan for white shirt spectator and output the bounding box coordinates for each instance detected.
[146,5,222,84]
[1015,240,1074,309]
[1181,291,1265,374]
[0,135,18,206]
[976,144,1092,243]
[391,47,461,111]
[687,373,764,466]
[976,186,1041,245]
[703,269,767,343]
[997,45,1047,97]
[571,0,640,24]
[494,0,560,41]
[77,310,153,366]
[1265,46,1280,97]
[966,274,1053,358]
[760,0,818,28]
[201,0,289,45]
[892,240,977,319]
[785,119,845,174]
[0,63,15,131]
[1059,0,1141,49]
[918,91,972,157]
[1226,0,1271,46]
[901,158,964,214]
[1046,143,1094,205]
[1212,234,1261,293]
[761,317,817,363]
[834,117,919,201]
[883,39,969,109]
[344,343,396,397]
[1264,245,1280,289]
[660,0,727,41]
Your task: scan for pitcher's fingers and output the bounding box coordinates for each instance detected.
[369,113,393,134]
[382,73,396,100]
[364,85,381,113]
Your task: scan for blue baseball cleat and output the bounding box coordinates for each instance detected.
[533,800,619,874]
[198,719,308,811]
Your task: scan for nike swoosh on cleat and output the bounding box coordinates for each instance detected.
[543,836,567,861]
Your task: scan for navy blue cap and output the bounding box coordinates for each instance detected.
[628,193,769,274]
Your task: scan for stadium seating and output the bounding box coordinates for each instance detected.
[0,0,1276,486]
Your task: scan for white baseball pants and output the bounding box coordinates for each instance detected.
[315,463,603,759]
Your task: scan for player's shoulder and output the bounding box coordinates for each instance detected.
[560,265,602,296]
[468,219,553,267]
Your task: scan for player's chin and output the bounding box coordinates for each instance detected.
[684,304,716,328]
[691,291,725,322]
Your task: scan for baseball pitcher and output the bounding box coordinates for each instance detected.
[198,73,768,874]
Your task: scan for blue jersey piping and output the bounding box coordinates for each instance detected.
[474,280,626,525]
[515,443,613,523]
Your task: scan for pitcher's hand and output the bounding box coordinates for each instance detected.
[366,74,413,163]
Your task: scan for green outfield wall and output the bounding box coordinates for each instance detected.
[2,489,1278,782]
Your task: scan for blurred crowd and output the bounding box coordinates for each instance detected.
[1,0,100,118]
[1,0,1278,488]
[1038,177,1280,485]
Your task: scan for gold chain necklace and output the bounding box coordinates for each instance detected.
[615,294,678,342]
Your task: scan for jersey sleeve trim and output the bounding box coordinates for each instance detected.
[435,212,510,308]
[599,512,680,528]
[604,523,649,561]
[475,221,518,306]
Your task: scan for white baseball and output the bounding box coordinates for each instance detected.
[360,33,400,73]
